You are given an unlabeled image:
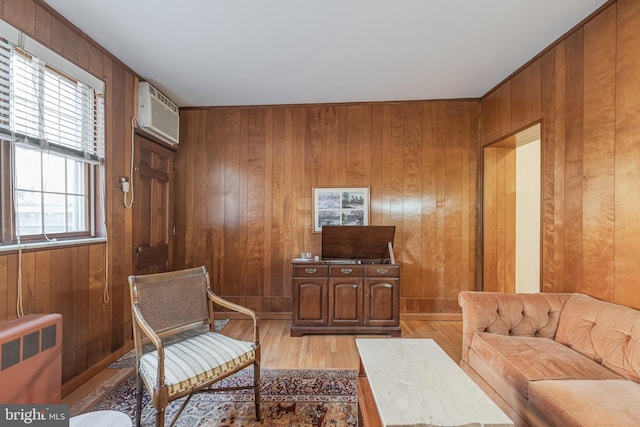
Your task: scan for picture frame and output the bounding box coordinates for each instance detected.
[313,186,370,232]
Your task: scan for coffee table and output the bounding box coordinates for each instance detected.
[69,410,132,427]
[356,338,513,427]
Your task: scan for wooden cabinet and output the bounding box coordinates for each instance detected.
[329,265,364,327]
[365,278,399,326]
[292,265,328,326]
[291,262,400,336]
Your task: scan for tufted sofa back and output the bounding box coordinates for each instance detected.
[458,291,574,362]
[555,294,640,382]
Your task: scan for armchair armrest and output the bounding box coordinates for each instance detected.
[131,302,168,389]
[207,290,260,345]
[131,303,163,353]
[458,291,574,364]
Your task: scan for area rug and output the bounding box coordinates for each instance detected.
[90,368,358,427]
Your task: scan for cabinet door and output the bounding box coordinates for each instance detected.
[292,278,328,326]
[329,278,363,326]
[364,278,399,326]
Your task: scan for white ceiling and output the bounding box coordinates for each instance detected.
[44,0,607,107]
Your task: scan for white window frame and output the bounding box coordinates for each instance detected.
[0,19,105,247]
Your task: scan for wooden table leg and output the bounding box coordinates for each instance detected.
[357,355,382,427]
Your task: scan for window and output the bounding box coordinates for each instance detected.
[0,28,105,245]
[13,148,89,236]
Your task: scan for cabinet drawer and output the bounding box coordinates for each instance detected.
[365,265,400,277]
[330,265,364,277]
[293,265,328,277]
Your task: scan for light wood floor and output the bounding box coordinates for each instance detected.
[63,319,463,413]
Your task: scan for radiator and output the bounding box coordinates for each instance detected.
[0,314,62,404]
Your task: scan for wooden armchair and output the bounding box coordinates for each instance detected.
[128,266,260,427]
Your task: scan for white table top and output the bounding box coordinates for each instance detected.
[356,338,513,427]
[70,410,132,427]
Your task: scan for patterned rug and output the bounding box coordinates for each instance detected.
[90,368,358,426]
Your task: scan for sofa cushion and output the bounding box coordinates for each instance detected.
[529,379,640,427]
[555,294,640,382]
[470,332,622,399]
[458,291,574,365]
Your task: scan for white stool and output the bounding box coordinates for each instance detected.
[69,410,132,427]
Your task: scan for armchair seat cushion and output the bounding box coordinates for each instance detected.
[139,332,256,396]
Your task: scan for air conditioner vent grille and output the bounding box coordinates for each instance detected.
[42,324,56,351]
[150,86,178,114]
[23,331,40,360]
[1,338,20,370]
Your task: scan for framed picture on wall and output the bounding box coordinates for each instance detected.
[313,186,370,232]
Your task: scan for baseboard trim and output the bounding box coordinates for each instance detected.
[216,311,293,320]
[217,312,461,321]
[400,313,462,321]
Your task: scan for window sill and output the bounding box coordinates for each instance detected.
[0,237,107,254]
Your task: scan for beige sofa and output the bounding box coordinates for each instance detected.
[458,291,640,427]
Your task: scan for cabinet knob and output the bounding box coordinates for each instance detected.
[305,268,317,274]
[341,268,353,275]
[376,268,389,274]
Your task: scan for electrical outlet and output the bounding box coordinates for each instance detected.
[117,175,129,190]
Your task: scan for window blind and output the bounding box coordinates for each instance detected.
[0,33,104,163]
[0,37,11,139]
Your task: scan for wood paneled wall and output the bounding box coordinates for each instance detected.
[482,147,516,293]
[0,1,135,391]
[480,0,640,309]
[176,101,480,316]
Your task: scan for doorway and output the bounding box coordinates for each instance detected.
[482,123,541,293]
[132,134,175,275]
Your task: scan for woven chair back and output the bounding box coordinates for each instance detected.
[131,266,210,334]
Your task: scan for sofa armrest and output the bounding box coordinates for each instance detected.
[458,291,574,364]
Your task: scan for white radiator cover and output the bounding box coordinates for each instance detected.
[0,313,62,403]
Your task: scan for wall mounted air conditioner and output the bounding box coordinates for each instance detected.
[137,81,180,145]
